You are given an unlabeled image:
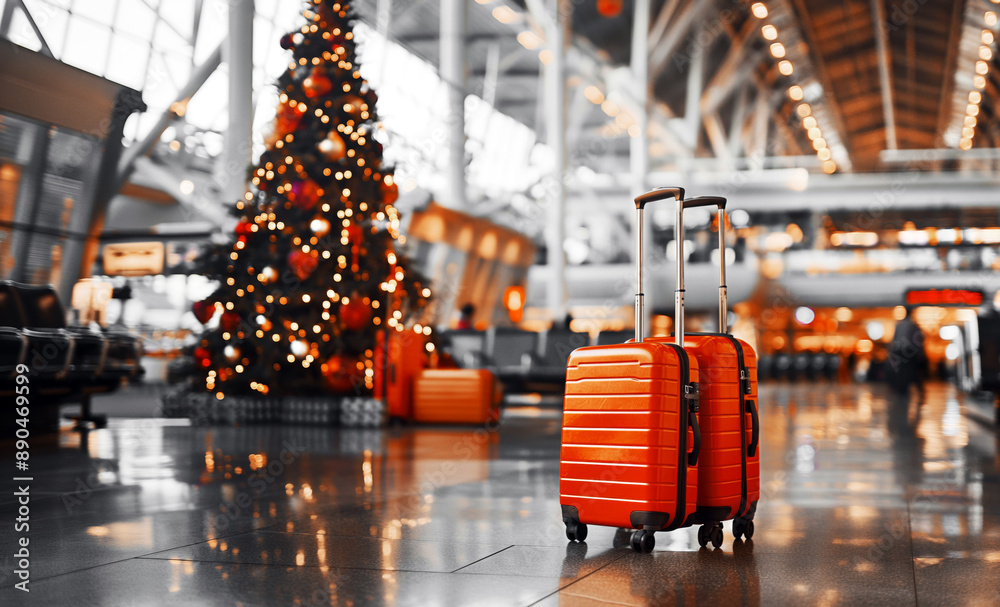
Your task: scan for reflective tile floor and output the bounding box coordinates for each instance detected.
[1,381,999,606]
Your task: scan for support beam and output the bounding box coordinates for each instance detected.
[728,85,750,159]
[648,0,683,50]
[545,0,570,322]
[704,113,733,168]
[13,0,54,57]
[870,0,897,150]
[649,0,717,80]
[700,17,761,116]
[683,30,705,150]
[440,0,467,209]
[631,0,651,332]
[751,85,771,159]
[115,44,223,190]
[221,0,253,204]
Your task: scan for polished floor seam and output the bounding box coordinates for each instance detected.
[524,552,629,606]
[448,545,515,573]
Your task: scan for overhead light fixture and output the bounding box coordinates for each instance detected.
[817,148,832,161]
[970,90,982,104]
[981,46,994,60]
[986,11,997,27]
[788,85,803,100]
[778,60,793,75]
[517,31,542,50]
[770,42,786,58]
[959,138,973,150]
[583,85,604,104]
[796,103,811,117]
[974,75,986,88]
[984,30,995,44]
[802,116,817,129]
[968,103,980,116]
[976,60,989,75]
[964,115,977,128]
[762,24,778,40]
[751,3,768,19]
[812,137,827,150]
[807,127,821,140]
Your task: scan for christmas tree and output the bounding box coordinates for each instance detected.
[190,0,432,399]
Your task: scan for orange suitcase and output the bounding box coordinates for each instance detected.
[374,329,427,420]
[647,196,760,548]
[560,187,703,553]
[412,369,500,424]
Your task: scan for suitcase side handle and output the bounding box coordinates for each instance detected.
[687,404,701,467]
[677,196,730,339]
[746,398,759,457]
[633,186,685,343]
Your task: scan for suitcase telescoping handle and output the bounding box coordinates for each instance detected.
[633,187,685,343]
[675,196,728,344]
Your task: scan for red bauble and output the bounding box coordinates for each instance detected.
[194,346,212,368]
[275,101,305,137]
[303,67,334,98]
[193,300,215,324]
[322,354,358,393]
[280,34,294,49]
[346,222,363,246]
[340,297,372,331]
[234,220,253,237]
[381,180,399,205]
[596,0,623,17]
[288,250,319,280]
[318,131,347,161]
[288,179,322,210]
[220,311,241,332]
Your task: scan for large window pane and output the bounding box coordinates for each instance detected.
[114,0,157,39]
[63,17,111,76]
[21,1,70,57]
[72,0,116,26]
[105,33,150,89]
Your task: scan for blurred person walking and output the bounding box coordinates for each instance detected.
[457,303,475,330]
[887,307,926,400]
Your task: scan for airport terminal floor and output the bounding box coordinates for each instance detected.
[1,381,998,606]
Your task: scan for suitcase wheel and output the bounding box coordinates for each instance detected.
[565,521,588,543]
[698,523,724,549]
[630,529,654,553]
[733,518,755,541]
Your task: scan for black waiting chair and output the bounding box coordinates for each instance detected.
[596,329,633,346]
[488,328,541,391]
[442,329,489,368]
[0,282,73,379]
[527,329,591,386]
[10,281,141,380]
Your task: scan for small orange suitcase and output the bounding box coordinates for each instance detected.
[412,369,500,424]
[647,196,760,548]
[374,329,427,420]
[560,187,702,553]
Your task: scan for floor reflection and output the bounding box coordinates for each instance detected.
[0,381,998,605]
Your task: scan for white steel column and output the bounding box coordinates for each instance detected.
[440,0,467,209]
[221,0,253,204]
[545,0,569,322]
[631,0,651,333]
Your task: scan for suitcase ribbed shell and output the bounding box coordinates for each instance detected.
[559,342,699,530]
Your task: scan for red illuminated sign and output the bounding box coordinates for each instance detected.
[905,289,984,307]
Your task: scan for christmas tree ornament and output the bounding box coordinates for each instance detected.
[275,101,306,137]
[288,250,319,280]
[192,299,216,324]
[303,66,334,98]
[596,0,623,18]
[339,94,365,114]
[288,179,322,210]
[340,296,372,331]
[235,220,253,237]
[381,179,399,205]
[321,353,358,393]
[318,131,347,161]
[194,346,212,368]
[280,33,295,49]
[220,310,241,332]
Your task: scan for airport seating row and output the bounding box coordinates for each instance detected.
[443,328,633,393]
[758,352,842,382]
[0,280,142,430]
